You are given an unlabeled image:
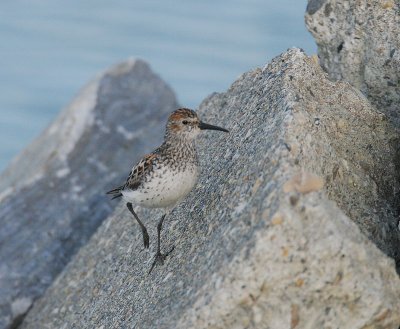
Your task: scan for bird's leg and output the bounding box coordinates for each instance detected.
[149,213,174,274]
[126,202,150,249]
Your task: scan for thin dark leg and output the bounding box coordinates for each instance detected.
[149,213,174,274]
[126,202,150,249]
[156,214,166,254]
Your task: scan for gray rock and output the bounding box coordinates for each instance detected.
[0,59,179,329]
[20,49,400,329]
[306,0,327,15]
[305,0,400,125]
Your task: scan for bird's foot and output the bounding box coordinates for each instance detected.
[142,229,150,249]
[148,246,175,274]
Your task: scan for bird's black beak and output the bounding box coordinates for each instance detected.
[198,121,229,133]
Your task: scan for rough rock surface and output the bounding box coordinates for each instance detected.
[0,60,178,329]
[21,49,400,329]
[305,0,400,125]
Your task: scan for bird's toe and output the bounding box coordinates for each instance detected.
[148,246,175,274]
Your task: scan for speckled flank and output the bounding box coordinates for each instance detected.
[121,140,199,208]
[122,165,198,208]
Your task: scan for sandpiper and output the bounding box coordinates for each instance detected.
[107,108,228,273]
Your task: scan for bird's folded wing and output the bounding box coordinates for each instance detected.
[125,153,159,190]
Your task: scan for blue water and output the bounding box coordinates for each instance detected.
[0,0,316,172]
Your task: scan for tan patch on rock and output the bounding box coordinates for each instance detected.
[382,0,394,9]
[251,178,263,195]
[283,171,324,194]
[309,54,319,65]
[271,213,283,225]
[290,304,300,328]
[295,278,304,287]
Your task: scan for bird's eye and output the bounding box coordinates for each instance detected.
[182,120,188,125]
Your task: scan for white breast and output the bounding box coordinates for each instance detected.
[122,166,198,209]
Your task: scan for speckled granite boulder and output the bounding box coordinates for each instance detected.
[0,59,178,329]
[305,0,400,125]
[20,49,400,329]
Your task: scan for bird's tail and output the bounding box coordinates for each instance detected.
[106,185,124,200]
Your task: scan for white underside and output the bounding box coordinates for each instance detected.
[122,167,198,208]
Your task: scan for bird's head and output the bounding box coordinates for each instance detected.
[165,108,228,141]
